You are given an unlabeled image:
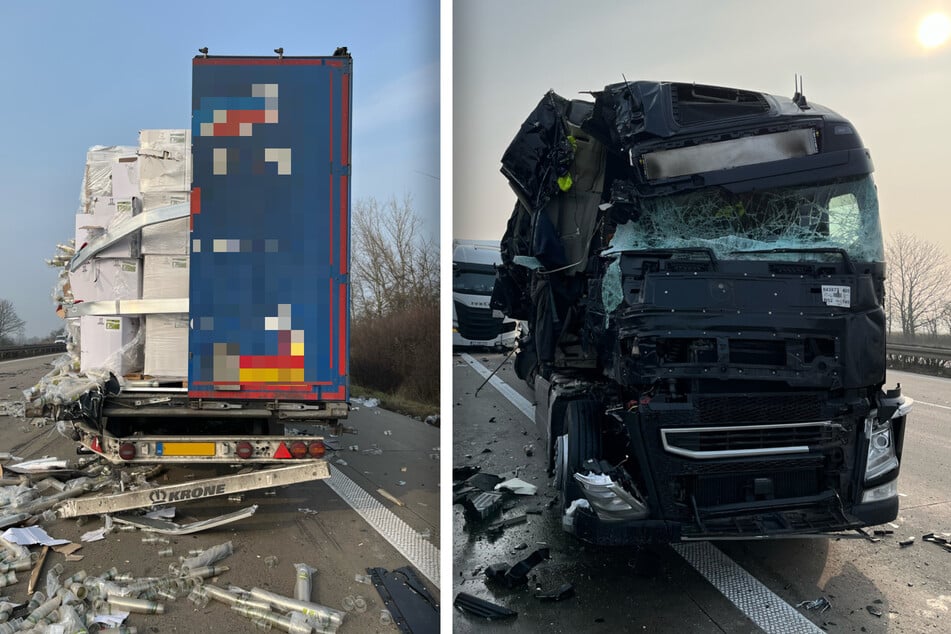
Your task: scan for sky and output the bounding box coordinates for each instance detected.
[0,0,439,338]
[453,0,951,261]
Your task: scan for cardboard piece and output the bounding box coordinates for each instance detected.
[79,315,139,374]
[69,258,142,303]
[144,314,189,377]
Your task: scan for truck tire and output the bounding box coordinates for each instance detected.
[555,398,602,507]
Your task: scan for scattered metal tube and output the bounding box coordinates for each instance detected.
[105,595,165,614]
[249,587,345,632]
[231,605,317,634]
[180,541,233,574]
[183,565,229,580]
[293,563,316,602]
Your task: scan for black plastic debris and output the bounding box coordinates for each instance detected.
[485,548,551,588]
[453,465,481,482]
[796,597,831,613]
[922,533,951,552]
[535,583,575,602]
[523,443,534,457]
[367,566,439,634]
[463,492,505,521]
[466,473,504,492]
[453,592,517,621]
[899,537,915,547]
[486,514,528,536]
[866,605,883,618]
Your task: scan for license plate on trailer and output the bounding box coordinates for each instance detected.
[156,442,217,457]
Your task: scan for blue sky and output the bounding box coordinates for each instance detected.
[0,0,439,338]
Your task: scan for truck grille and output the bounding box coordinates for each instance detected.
[455,301,504,341]
[661,422,834,459]
[696,394,821,424]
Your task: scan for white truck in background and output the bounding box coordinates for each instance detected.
[452,239,518,349]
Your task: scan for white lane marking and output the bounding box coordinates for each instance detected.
[915,399,951,411]
[460,353,535,420]
[672,542,823,634]
[462,353,821,631]
[323,466,439,588]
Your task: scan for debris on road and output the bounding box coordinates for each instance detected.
[796,596,832,613]
[494,477,537,496]
[486,514,528,536]
[368,566,439,634]
[922,532,951,552]
[454,592,517,620]
[523,443,534,457]
[867,604,884,617]
[535,582,575,602]
[463,492,506,522]
[377,488,405,507]
[899,537,915,547]
[484,547,551,588]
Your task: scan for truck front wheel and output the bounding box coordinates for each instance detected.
[554,398,602,508]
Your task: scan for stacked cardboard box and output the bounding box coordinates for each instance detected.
[139,130,191,378]
[72,146,142,375]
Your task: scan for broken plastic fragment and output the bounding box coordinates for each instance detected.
[535,582,575,602]
[796,597,831,613]
[453,592,517,620]
[493,478,537,496]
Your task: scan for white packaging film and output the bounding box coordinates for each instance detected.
[139,129,192,193]
[74,201,135,258]
[81,146,136,213]
[141,192,190,254]
[68,258,142,303]
[79,316,142,375]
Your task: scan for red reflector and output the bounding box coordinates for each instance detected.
[118,443,136,461]
[289,441,308,459]
[308,441,326,458]
[235,441,254,459]
[273,442,292,459]
[90,437,103,453]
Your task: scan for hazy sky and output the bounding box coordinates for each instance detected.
[0,0,439,338]
[453,0,951,259]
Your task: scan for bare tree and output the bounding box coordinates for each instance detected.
[351,195,439,318]
[0,299,26,345]
[886,233,950,338]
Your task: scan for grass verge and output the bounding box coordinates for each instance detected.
[350,383,438,422]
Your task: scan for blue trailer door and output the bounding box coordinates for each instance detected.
[189,55,351,401]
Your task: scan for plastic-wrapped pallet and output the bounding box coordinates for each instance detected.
[139,130,191,255]
[139,130,191,192]
[69,258,142,303]
[80,146,136,213]
[79,316,142,375]
[142,255,188,299]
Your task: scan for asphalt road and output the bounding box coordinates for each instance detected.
[452,352,951,633]
[0,354,440,633]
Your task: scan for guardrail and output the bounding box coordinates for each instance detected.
[886,342,951,375]
[0,343,66,361]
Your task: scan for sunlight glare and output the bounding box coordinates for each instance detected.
[918,12,951,48]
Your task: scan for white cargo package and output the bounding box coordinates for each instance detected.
[144,314,189,377]
[139,129,191,193]
[74,201,135,258]
[141,192,190,254]
[111,157,140,200]
[142,255,189,299]
[69,258,142,302]
[80,315,140,375]
[82,146,136,213]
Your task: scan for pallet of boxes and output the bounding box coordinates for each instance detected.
[65,131,191,392]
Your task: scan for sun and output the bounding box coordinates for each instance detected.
[918,12,951,48]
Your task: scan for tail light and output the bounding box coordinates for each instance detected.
[118,443,136,461]
[289,441,308,459]
[308,441,325,458]
[235,441,254,459]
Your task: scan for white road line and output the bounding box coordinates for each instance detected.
[323,466,440,588]
[460,353,535,420]
[915,399,951,411]
[462,353,820,632]
[672,542,823,634]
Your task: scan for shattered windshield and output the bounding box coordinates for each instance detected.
[610,175,883,262]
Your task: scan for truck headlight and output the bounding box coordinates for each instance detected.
[865,417,899,482]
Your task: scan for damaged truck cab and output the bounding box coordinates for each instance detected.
[492,81,912,544]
